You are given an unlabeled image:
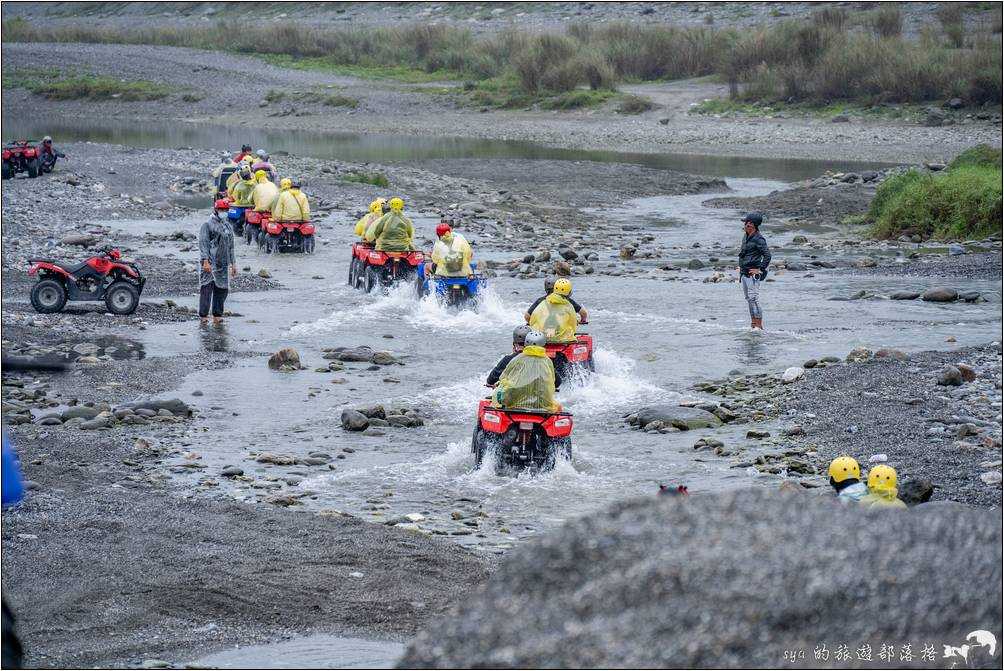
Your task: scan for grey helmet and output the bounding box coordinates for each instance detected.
[42,135,52,143]
[256,149,269,161]
[544,276,555,293]
[512,324,532,346]
[524,330,546,348]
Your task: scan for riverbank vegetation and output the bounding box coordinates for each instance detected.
[2,66,173,101]
[3,4,1001,109]
[868,145,1002,241]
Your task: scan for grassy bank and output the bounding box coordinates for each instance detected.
[3,6,1001,109]
[868,145,1002,241]
[2,67,173,101]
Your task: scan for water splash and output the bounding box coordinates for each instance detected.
[290,283,522,336]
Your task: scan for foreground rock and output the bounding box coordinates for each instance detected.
[399,489,1001,669]
[626,405,722,431]
[268,348,304,371]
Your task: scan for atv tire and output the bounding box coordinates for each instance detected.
[303,235,315,254]
[104,281,140,315]
[365,266,380,293]
[27,158,39,179]
[348,257,360,287]
[267,234,280,254]
[30,279,68,314]
[1,161,11,180]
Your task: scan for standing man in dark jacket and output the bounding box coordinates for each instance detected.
[737,212,771,330]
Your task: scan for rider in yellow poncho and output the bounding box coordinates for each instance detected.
[226,156,255,197]
[491,330,558,413]
[528,278,578,343]
[251,170,278,213]
[859,465,908,510]
[366,197,414,252]
[229,164,257,207]
[355,198,386,239]
[429,222,473,277]
[271,180,311,222]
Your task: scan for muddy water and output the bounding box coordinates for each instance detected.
[2,116,893,181]
[100,177,1001,557]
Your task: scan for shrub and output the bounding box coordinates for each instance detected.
[869,4,903,38]
[812,6,848,30]
[869,165,1003,240]
[948,144,1003,170]
[617,94,655,114]
[340,172,390,188]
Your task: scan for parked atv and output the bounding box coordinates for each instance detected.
[2,141,42,179]
[214,165,237,200]
[262,219,315,254]
[415,261,488,308]
[471,399,573,474]
[27,247,145,315]
[360,249,426,293]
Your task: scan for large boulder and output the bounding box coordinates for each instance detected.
[629,406,722,431]
[341,409,370,431]
[398,489,1001,669]
[922,287,958,302]
[268,348,303,371]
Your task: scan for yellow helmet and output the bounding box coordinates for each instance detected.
[242,155,254,164]
[254,169,267,181]
[370,198,387,213]
[389,197,404,211]
[867,465,897,492]
[553,278,572,296]
[279,178,292,189]
[827,456,860,483]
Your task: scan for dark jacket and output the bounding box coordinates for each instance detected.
[739,231,771,277]
[487,351,563,390]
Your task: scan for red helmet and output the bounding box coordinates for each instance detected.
[436,223,452,237]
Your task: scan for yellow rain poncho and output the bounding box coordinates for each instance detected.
[491,345,557,412]
[230,178,257,207]
[354,211,380,239]
[366,210,414,252]
[529,293,578,343]
[272,188,311,222]
[252,178,278,213]
[225,171,241,197]
[431,231,473,277]
[859,488,908,510]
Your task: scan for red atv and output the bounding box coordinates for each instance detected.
[28,247,145,315]
[360,249,425,293]
[245,210,268,246]
[261,218,316,254]
[348,241,374,288]
[472,399,573,473]
[2,141,42,179]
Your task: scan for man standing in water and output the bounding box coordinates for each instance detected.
[199,201,238,324]
[737,212,771,330]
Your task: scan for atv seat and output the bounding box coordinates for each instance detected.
[56,261,91,274]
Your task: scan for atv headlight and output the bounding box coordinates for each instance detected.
[573,346,588,355]
[553,418,571,428]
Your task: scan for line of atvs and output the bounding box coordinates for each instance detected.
[214,169,315,254]
[348,240,488,308]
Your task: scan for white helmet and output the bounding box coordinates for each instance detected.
[524,330,546,347]
[42,136,52,143]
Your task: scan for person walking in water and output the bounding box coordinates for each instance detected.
[737,212,771,330]
[198,201,238,324]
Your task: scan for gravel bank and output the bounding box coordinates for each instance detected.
[399,488,1002,668]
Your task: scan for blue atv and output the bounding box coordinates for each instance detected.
[416,261,487,308]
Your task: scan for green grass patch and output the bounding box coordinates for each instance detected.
[696,97,925,120]
[840,214,868,225]
[300,91,359,108]
[340,172,390,188]
[948,143,1002,170]
[868,161,1002,240]
[541,89,616,110]
[258,54,459,83]
[2,67,173,101]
